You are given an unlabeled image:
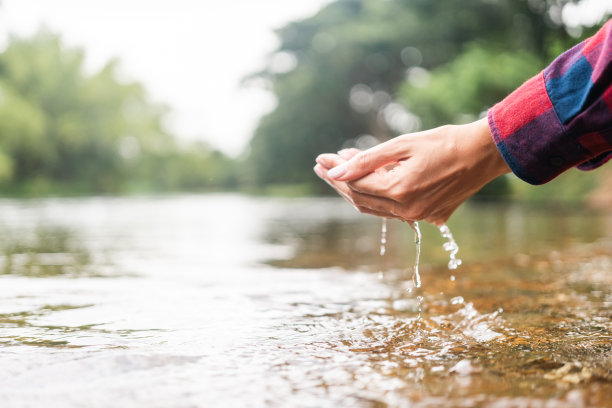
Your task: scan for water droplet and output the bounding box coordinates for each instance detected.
[439,224,462,271]
[416,295,424,315]
[450,296,464,305]
[379,218,387,256]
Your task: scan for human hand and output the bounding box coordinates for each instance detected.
[313,118,511,226]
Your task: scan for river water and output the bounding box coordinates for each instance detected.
[0,194,610,407]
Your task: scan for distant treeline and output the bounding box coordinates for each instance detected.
[0,30,238,196]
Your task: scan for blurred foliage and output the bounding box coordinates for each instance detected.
[399,45,544,128]
[0,1,609,202]
[509,165,604,204]
[245,0,610,202]
[0,30,236,196]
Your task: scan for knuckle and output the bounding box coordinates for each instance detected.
[343,148,361,158]
[411,204,429,221]
[388,184,409,203]
[354,152,372,170]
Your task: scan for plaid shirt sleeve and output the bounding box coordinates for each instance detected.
[487,19,612,185]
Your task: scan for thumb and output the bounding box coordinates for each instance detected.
[327,137,407,181]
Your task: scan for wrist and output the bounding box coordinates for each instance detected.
[470,118,511,178]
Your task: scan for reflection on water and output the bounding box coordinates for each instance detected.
[1,227,91,277]
[0,195,610,407]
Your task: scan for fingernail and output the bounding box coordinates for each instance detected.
[317,154,339,169]
[315,157,328,168]
[327,163,347,179]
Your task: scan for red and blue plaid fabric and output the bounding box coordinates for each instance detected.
[488,19,612,184]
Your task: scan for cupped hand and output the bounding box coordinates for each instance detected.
[314,118,511,226]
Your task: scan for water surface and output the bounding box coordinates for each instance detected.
[0,195,610,407]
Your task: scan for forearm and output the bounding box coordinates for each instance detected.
[461,118,511,182]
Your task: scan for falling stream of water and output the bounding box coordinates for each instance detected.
[379,220,461,287]
[378,219,462,317]
[440,224,462,271]
[379,218,387,256]
[378,219,387,280]
[410,221,422,288]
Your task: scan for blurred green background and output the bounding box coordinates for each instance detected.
[0,0,610,205]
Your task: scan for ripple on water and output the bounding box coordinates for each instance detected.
[0,197,611,408]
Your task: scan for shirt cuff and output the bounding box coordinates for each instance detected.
[487,72,569,185]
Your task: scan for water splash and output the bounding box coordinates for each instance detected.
[349,297,507,356]
[439,224,462,270]
[410,221,422,288]
[379,218,387,256]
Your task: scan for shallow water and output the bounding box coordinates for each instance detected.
[0,194,610,407]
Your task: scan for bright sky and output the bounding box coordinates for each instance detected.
[0,0,332,156]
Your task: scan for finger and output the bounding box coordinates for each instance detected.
[346,169,394,198]
[346,175,433,222]
[315,153,345,170]
[337,148,361,161]
[327,136,409,181]
[314,164,346,192]
[316,164,404,220]
[343,186,408,220]
[314,164,357,206]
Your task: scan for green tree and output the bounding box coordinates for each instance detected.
[0,29,236,195]
[399,45,543,129]
[245,0,599,194]
[0,31,167,193]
